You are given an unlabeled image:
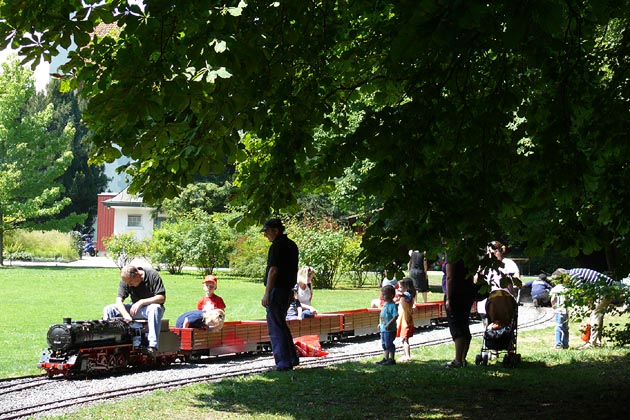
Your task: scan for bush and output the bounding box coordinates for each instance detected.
[529,251,578,274]
[103,232,147,269]
[148,221,191,274]
[4,229,77,261]
[229,225,268,280]
[187,210,234,275]
[340,234,372,288]
[69,231,83,258]
[292,220,349,289]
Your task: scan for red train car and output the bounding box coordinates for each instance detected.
[172,302,443,361]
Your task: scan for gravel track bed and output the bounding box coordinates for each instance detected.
[0,304,553,420]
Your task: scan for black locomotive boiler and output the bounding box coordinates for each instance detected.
[39,318,179,377]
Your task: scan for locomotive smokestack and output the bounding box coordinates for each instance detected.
[63,317,71,324]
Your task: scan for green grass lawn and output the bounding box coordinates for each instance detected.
[2,267,629,419]
[39,325,630,420]
[0,267,445,378]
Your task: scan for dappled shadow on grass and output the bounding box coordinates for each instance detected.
[190,353,630,420]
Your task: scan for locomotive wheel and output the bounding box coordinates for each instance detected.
[116,353,128,368]
[98,354,108,368]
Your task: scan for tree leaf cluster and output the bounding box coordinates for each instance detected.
[0,59,75,265]
[3,1,630,273]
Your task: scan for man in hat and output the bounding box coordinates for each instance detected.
[260,218,300,371]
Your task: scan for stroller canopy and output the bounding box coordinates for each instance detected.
[485,289,517,327]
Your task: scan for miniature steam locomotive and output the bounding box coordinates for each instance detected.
[39,302,444,378]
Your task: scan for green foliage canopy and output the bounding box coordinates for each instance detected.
[0,59,74,265]
[3,1,630,274]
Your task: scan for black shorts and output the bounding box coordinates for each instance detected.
[446,296,474,340]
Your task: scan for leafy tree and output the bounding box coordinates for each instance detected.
[103,232,147,269]
[160,181,233,216]
[187,210,234,274]
[27,79,109,232]
[291,219,349,289]
[148,219,192,274]
[4,1,630,276]
[0,59,74,265]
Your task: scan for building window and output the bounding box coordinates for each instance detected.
[128,215,142,227]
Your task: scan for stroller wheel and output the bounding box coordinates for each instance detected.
[503,354,517,368]
[475,354,482,365]
[482,353,489,365]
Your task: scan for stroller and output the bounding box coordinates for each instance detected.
[475,289,521,367]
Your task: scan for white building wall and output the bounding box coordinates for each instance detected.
[111,206,155,241]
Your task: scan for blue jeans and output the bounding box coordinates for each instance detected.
[266,288,299,369]
[103,303,164,348]
[555,312,569,348]
[381,331,395,353]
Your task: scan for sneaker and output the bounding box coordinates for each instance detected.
[376,358,388,365]
[144,347,158,359]
[578,342,598,350]
[554,344,564,350]
[382,358,396,365]
[266,366,293,372]
[532,298,539,307]
[443,360,463,368]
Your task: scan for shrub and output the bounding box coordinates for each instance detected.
[4,229,77,261]
[229,225,268,280]
[292,220,349,289]
[69,231,83,258]
[148,221,191,274]
[340,234,372,288]
[103,232,147,268]
[187,210,234,275]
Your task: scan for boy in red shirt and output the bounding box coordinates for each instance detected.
[176,275,226,328]
[197,275,226,311]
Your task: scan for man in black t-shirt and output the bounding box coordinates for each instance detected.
[103,265,166,355]
[260,218,300,371]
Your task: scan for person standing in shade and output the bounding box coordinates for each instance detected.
[260,218,300,371]
[550,276,570,349]
[553,267,615,349]
[408,250,429,303]
[444,258,476,368]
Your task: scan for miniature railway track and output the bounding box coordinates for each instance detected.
[0,306,553,420]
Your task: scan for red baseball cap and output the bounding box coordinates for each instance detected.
[202,275,218,286]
